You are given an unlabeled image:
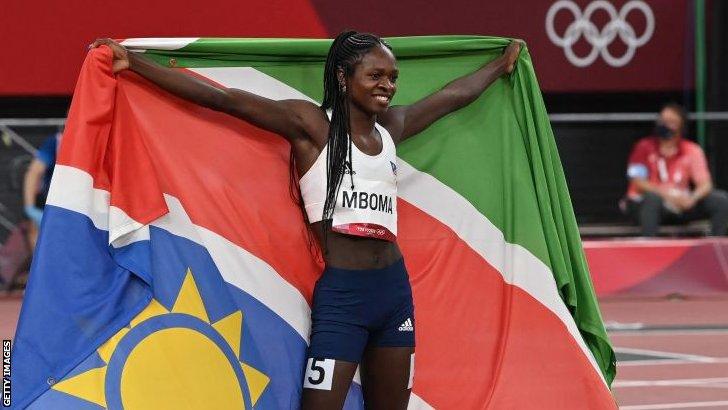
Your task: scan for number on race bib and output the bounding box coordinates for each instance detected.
[303,358,335,390]
[308,359,325,385]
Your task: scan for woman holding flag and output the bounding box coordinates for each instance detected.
[92,31,520,409]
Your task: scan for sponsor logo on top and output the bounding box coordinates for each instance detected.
[545,0,655,67]
[344,160,356,175]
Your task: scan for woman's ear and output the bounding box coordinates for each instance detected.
[336,67,346,88]
[336,67,347,93]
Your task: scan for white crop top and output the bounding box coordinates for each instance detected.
[299,121,398,241]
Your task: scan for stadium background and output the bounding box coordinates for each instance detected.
[1,0,726,236]
[2,1,728,408]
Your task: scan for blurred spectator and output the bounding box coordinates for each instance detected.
[23,131,62,249]
[624,103,728,236]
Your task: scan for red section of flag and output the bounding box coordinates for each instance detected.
[61,48,614,408]
[58,46,116,190]
[59,46,169,225]
[60,47,321,301]
[398,200,616,409]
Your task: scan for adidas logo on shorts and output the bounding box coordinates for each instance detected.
[398,318,414,332]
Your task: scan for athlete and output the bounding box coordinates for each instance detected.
[91,32,520,409]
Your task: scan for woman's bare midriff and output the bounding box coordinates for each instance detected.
[310,221,402,269]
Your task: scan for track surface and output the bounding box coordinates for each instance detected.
[4,294,728,409]
[603,296,728,409]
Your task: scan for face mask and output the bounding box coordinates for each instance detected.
[655,122,676,140]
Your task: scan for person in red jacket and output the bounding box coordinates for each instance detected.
[624,103,728,236]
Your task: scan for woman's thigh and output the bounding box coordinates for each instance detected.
[301,358,359,410]
[361,346,415,410]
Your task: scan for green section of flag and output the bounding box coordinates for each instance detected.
[137,36,616,385]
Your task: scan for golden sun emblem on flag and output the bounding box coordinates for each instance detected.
[52,269,270,409]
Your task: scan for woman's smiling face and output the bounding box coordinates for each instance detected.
[344,45,399,115]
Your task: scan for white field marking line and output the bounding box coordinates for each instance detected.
[549,111,728,122]
[620,400,728,410]
[193,65,607,387]
[605,320,646,330]
[611,329,728,336]
[690,383,728,390]
[583,238,728,249]
[615,347,717,363]
[618,357,728,366]
[701,385,728,390]
[614,377,728,388]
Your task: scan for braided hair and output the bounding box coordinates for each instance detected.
[321,31,391,246]
[288,31,392,255]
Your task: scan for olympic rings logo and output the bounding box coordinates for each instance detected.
[545,0,655,67]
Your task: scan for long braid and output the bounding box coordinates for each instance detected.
[319,31,391,252]
[289,31,391,257]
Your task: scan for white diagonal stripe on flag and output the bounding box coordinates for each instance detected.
[191,66,606,386]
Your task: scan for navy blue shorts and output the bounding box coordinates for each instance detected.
[307,258,415,363]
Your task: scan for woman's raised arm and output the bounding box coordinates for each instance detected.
[90,38,316,143]
[379,41,522,145]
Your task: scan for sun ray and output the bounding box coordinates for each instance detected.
[51,268,270,408]
[52,367,107,407]
[130,298,170,328]
[212,310,243,357]
[171,269,210,323]
[97,327,129,364]
[242,362,270,406]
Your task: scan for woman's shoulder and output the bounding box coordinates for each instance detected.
[282,99,329,146]
[281,99,322,119]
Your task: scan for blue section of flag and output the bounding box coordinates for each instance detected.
[26,390,105,410]
[62,352,106,381]
[343,383,364,409]
[11,206,151,409]
[14,201,365,408]
[144,226,311,409]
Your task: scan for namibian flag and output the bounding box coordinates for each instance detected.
[12,37,616,409]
